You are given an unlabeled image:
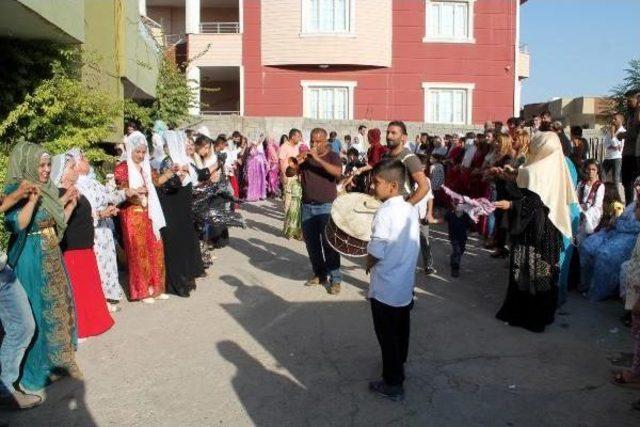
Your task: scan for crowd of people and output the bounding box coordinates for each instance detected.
[1,90,640,409]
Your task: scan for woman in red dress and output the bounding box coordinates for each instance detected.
[366,128,387,166]
[115,131,167,303]
[51,152,114,338]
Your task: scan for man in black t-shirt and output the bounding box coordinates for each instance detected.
[298,128,344,295]
[382,121,434,275]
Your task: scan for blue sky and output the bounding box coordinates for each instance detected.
[520,0,640,105]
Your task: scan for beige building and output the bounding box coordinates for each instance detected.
[522,96,614,129]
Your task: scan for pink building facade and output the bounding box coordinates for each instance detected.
[146,0,529,126]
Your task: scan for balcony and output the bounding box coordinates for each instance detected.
[517,45,530,80]
[200,21,239,34]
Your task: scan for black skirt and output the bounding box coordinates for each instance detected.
[159,182,205,297]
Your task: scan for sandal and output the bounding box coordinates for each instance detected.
[610,371,640,389]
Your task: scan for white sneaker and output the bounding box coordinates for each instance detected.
[155,293,169,300]
[141,297,155,304]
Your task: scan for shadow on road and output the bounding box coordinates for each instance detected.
[0,377,96,427]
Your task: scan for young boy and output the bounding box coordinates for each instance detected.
[0,181,41,409]
[366,159,420,401]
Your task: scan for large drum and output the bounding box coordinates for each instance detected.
[325,192,381,257]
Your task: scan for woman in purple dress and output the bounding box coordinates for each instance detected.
[245,136,268,202]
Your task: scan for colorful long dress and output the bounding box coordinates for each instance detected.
[75,173,126,301]
[579,202,640,301]
[283,178,302,240]
[4,199,79,391]
[266,140,281,197]
[245,145,267,202]
[114,162,166,301]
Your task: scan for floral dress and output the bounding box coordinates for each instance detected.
[76,174,126,301]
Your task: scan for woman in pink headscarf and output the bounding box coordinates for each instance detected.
[245,135,268,202]
[265,136,281,198]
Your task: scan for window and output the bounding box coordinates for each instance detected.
[302,0,352,34]
[424,0,475,43]
[301,81,356,120]
[422,82,474,125]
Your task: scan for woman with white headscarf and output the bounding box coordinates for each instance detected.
[68,149,128,310]
[493,131,578,332]
[153,130,204,297]
[51,153,114,338]
[114,131,168,304]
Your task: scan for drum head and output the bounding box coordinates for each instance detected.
[325,217,369,258]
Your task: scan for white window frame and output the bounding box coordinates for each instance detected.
[300,0,356,37]
[422,82,475,125]
[301,80,357,120]
[423,0,476,44]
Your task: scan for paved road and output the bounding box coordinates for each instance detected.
[3,200,640,426]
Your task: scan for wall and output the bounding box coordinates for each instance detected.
[261,0,392,67]
[122,0,160,98]
[244,0,517,125]
[83,0,123,142]
[194,115,481,142]
[19,0,85,42]
[188,34,242,66]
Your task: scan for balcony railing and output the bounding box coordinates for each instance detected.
[200,22,240,34]
[201,110,241,116]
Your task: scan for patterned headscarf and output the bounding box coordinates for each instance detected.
[5,140,66,233]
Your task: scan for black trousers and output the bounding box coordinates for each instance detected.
[621,155,639,203]
[370,298,413,387]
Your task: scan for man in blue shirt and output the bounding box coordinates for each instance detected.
[329,131,343,156]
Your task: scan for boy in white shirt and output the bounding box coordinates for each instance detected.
[603,113,626,187]
[366,159,420,401]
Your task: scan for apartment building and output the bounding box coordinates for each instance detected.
[146,0,530,126]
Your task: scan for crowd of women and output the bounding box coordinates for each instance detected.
[0,123,253,407]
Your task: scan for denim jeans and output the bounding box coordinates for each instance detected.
[419,221,433,270]
[0,269,35,395]
[301,203,342,284]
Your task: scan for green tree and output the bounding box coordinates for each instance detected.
[609,59,640,117]
[151,57,198,128]
[0,67,120,162]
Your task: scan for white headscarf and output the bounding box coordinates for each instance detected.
[51,152,73,187]
[163,130,192,187]
[461,138,477,168]
[197,126,211,138]
[126,131,166,239]
[516,131,578,238]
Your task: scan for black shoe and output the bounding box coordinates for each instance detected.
[424,267,437,275]
[490,248,509,259]
[368,380,404,401]
[451,268,460,278]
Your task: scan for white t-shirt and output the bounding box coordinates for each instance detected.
[367,195,420,307]
[604,125,625,160]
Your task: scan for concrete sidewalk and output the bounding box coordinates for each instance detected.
[3,200,639,426]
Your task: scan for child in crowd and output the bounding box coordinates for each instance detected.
[342,147,367,193]
[445,196,472,278]
[283,163,302,240]
[598,182,625,232]
[366,159,420,401]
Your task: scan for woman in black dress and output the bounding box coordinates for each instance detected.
[494,131,578,332]
[154,130,204,297]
